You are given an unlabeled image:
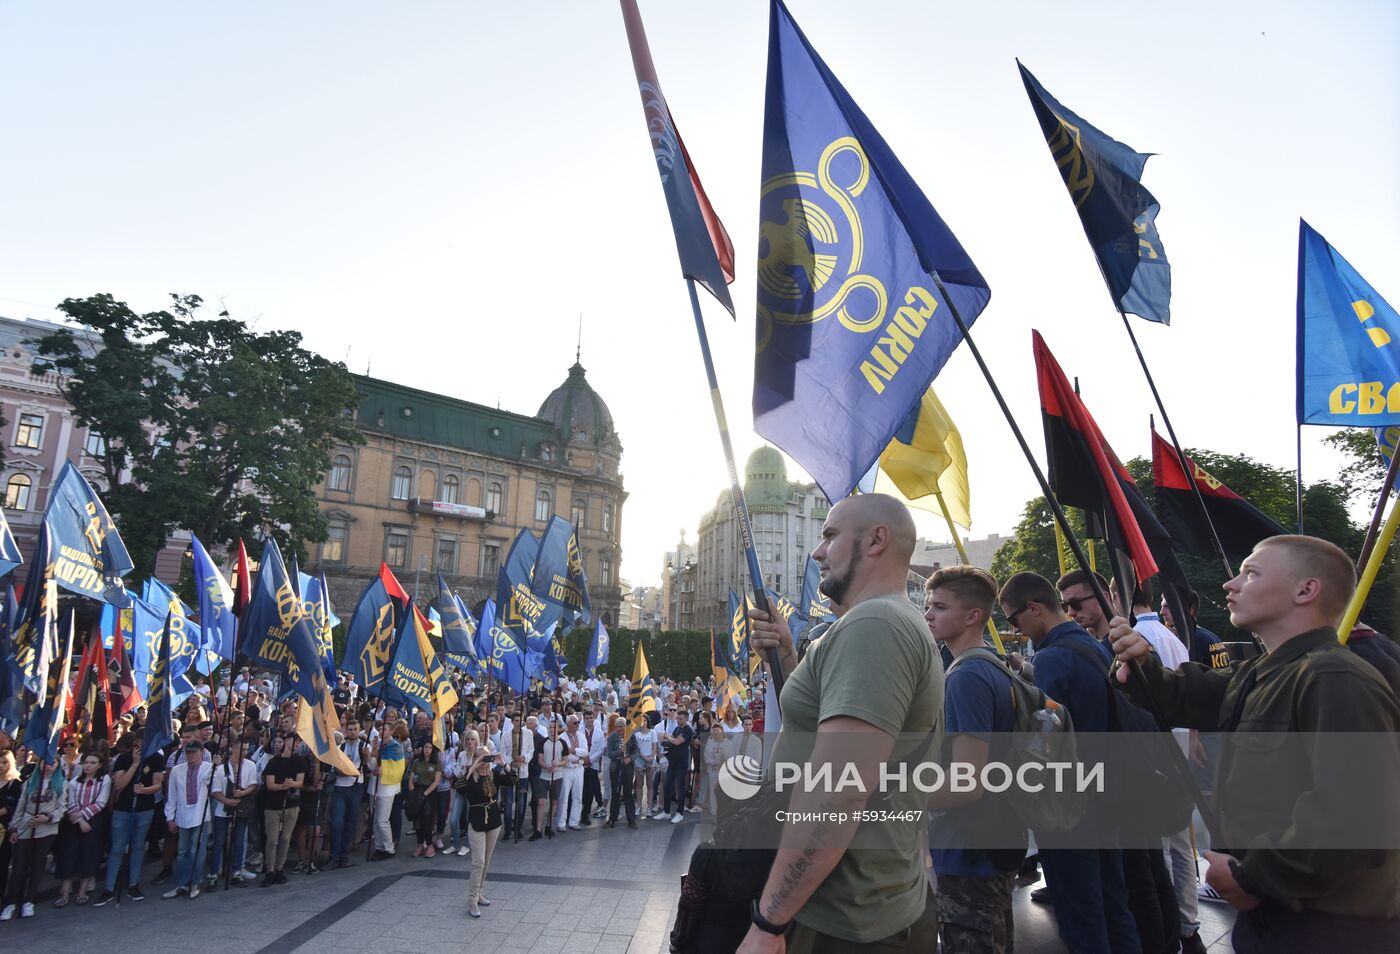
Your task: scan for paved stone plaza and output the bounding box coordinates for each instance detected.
[1,815,1237,952]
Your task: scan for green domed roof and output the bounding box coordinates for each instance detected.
[745,446,786,482]
[537,362,617,448]
[745,446,789,510]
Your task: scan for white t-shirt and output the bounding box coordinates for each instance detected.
[632,728,658,764]
[1135,614,1189,670]
[213,758,259,818]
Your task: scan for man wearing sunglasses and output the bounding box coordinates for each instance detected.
[998,571,1142,954]
[1058,571,1198,954]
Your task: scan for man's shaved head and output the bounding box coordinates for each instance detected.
[837,493,917,562]
[814,494,916,606]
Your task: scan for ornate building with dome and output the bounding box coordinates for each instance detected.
[692,446,830,630]
[309,361,626,626]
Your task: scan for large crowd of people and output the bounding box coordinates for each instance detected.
[0,665,765,923]
[6,495,1400,954]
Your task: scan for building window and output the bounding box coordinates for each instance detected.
[328,454,352,491]
[15,413,43,450]
[84,432,106,459]
[481,541,502,578]
[436,537,458,574]
[391,466,412,500]
[4,473,31,510]
[602,502,614,533]
[540,444,553,463]
[535,490,551,522]
[600,556,613,586]
[322,525,346,564]
[385,528,409,568]
[571,498,586,528]
[442,474,460,505]
[486,481,503,514]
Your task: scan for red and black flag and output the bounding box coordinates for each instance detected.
[231,539,253,620]
[70,621,112,743]
[1034,332,1193,619]
[1150,430,1287,561]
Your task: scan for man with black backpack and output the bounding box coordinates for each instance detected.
[924,566,1025,953]
[998,571,1143,954]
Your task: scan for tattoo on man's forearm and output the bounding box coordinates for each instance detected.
[764,798,841,921]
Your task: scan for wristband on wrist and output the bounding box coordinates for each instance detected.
[750,899,790,936]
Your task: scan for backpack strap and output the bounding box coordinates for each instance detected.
[947,646,1024,716]
[1054,637,1125,732]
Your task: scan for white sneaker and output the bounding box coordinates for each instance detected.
[189,886,201,900]
[671,812,683,824]
[237,869,257,880]
[20,902,35,918]
[0,905,14,922]
[457,845,469,857]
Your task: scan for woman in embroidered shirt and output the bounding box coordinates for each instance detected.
[55,753,110,906]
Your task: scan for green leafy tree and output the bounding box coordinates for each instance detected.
[992,447,1393,637]
[1324,427,1389,513]
[30,293,364,577]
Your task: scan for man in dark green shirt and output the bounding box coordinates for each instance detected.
[740,494,941,953]
[1110,534,1400,952]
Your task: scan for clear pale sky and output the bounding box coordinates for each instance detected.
[1,1,1396,590]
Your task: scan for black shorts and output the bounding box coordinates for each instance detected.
[294,790,323,829]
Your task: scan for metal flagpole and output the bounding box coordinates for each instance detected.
[930,272,1221,845]
[685,279,785,699]
[1296,424,1305,532]
[932,491,1006,655]
[1116,309,1235,579]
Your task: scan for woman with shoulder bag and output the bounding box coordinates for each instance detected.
[460,730,505,919]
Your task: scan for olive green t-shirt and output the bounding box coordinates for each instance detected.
[769,592,943,942]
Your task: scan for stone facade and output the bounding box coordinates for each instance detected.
[308,362,626,626]
[693,447,830,631]
[0,316,186,580]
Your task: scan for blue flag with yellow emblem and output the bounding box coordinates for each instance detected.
[1297,219,1400,426]
[341,577,397,695]
[129,592,197,706]
[753,1,991,502]
[495,528,561,658]
[240,540,316,690]
[799,554,835,624]
[1018,62,1171,324]
[191,536,237,664]
[435,575,478,673]
[533,516,592,627]
[725,589,748,677]
[384,601,459,719]
[43,462,133,605]
[586,617,610,675]
[140,612,176,759]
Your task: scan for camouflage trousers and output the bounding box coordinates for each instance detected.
[936,871,1015,954]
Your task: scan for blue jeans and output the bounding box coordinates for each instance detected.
[1040,848,1143,954]
[173,823,209,892]
[501,782,527,837]
[208,815,248,880]
[446,790,470,849]
[105,809,154,892]
[327,783,364,861]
